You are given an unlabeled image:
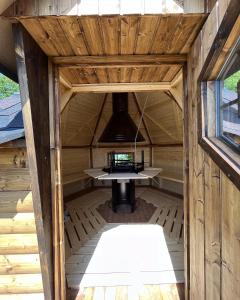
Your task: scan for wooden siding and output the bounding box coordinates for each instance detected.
[0,145,44,298]
[187,0,240,299]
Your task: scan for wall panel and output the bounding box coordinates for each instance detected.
[187,0,240,298]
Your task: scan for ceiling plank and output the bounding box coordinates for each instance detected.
[71,82,172,93]
[53,54,187,68]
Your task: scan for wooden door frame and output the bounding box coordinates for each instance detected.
[49,63,66,300]
[183,63,190,300]
[53,72,189,300]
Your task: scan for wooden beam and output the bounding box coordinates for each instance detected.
[72,82,171,93]
[0,63,18,83]
[169,88,183,110]
[62,143,183,149]
[182,63,190,300]
[90,94,108,146]
[60,75,72,89]
[53,54,187,68]
[60,88,73,112]
[13,23,53,300]
[144,112,180,142]
[165,90,183,110]
[133,93,152,145]
[49,63,65,300]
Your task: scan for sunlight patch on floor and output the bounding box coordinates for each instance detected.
[74,224,183,289]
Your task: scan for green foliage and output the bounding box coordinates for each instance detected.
[224,70,240,92]
[0,73,19,99]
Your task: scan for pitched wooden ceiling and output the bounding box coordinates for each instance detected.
[61,92,183,147]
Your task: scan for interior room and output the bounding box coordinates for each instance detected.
[1,1,239,299]
[60,77,184,299]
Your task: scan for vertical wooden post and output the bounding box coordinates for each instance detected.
[49,62,65,299]
[183,63,190,300]
[13,23,53,299]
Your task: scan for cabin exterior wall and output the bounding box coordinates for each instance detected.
[187,0,240,298]
[0,142,44,296]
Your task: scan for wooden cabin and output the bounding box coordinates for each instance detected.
[0,0,239,299]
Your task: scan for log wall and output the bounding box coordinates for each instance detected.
[187,0,240,298]
[0,142,44,298]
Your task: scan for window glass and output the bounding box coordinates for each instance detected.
[218,41,240,150]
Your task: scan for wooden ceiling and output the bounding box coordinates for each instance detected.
[20,15,206,57]
[60,65,182,84]
[19,14,206,85]
[61,92,183,147]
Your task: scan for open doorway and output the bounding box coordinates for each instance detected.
[60,87,184,299]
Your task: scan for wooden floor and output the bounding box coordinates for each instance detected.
[65,188,184,300]
[67,284,185,300]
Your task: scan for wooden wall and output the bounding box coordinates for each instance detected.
[187,0,240,298]
[152,146,183,194]
[62,147,91,196]
[0,142,44,297]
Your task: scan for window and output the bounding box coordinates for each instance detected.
[107,152,134,166]
[198,22,240,189]
[217,39,240,152]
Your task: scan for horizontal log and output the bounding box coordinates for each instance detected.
[0,254,40,275]
[53,54,187,68]
[72,82,171,93]
[0,169,31,191]
[0,274,43,294]
[0,213,36,234]
[0,293,44,300]
[0,234,38,254]
[0,192,33,213]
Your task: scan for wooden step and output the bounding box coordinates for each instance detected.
[0,293,44,299]
[0,234,39,254]
[0,274,43,294]
[0,255,41,275]
[0,213,36,234]
[0,169,31,191]
[0,192,33,213]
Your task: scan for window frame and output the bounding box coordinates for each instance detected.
[215,39,240,153]
[198,12,240,190]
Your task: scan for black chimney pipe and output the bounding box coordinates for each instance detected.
[99,93,145,143]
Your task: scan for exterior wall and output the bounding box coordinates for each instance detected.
[0,142,44,297]
[187,0,240,299]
